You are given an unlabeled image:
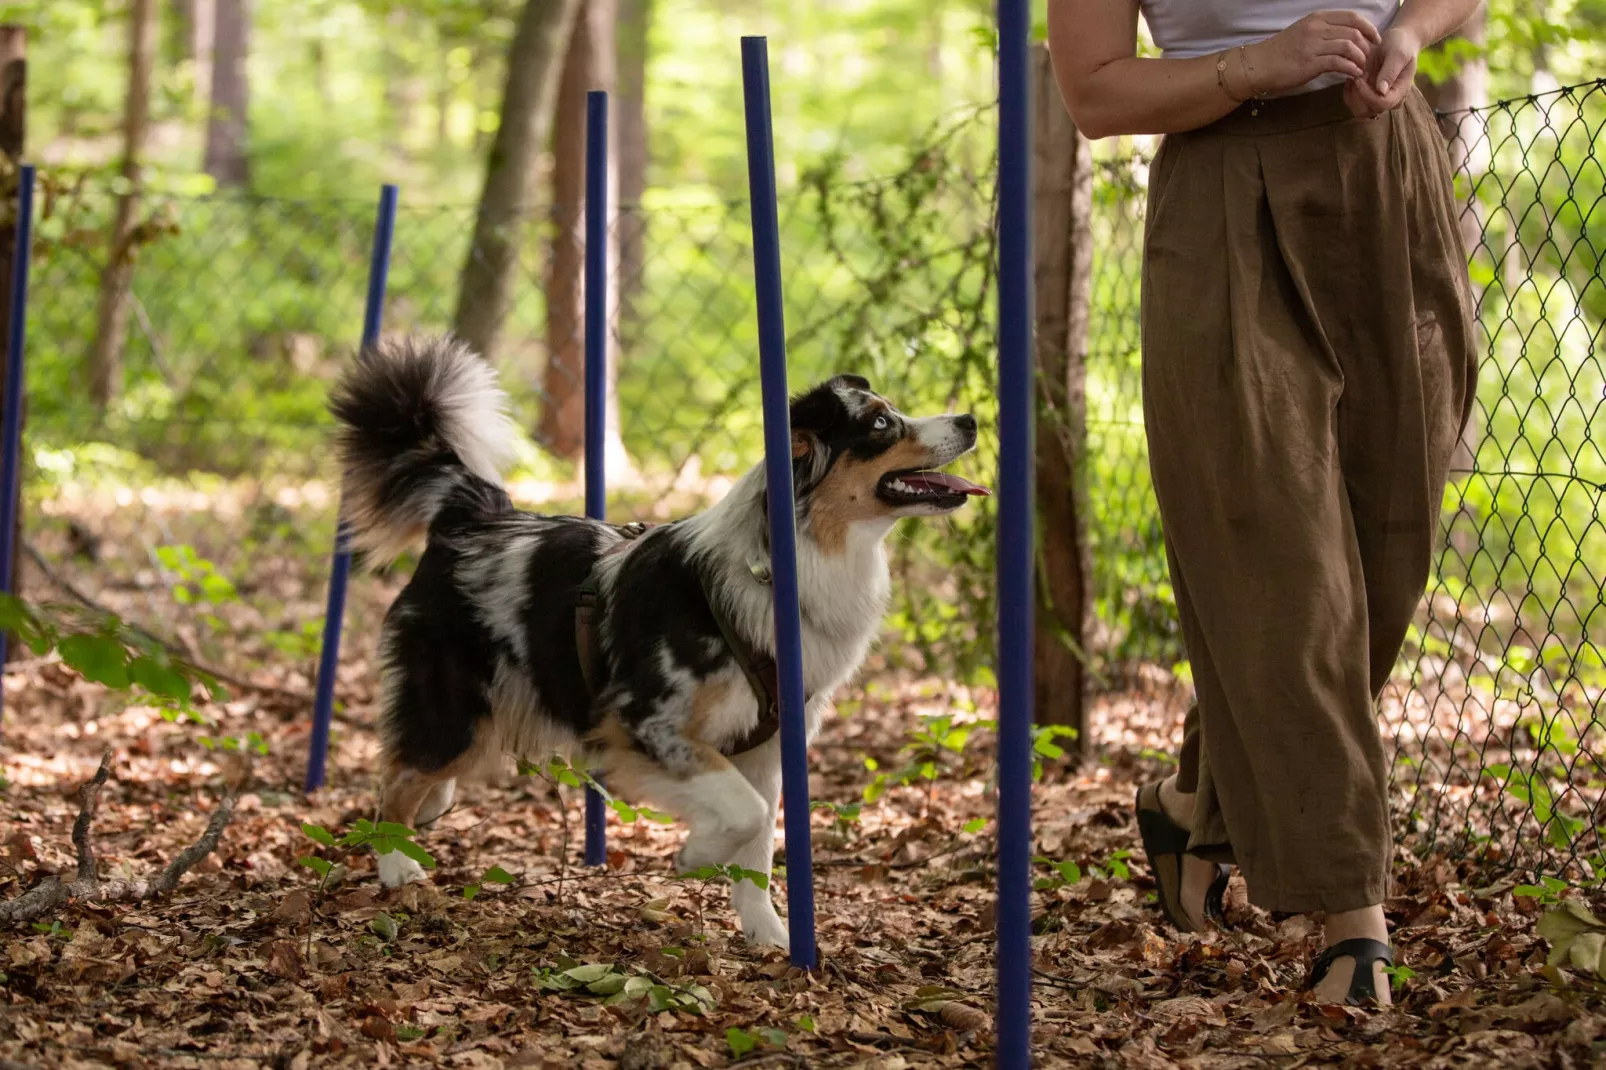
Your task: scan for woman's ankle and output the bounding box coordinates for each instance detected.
[1323,905,1388,946]
[1157,774,1195,828]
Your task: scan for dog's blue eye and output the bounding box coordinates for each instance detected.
[873,415,890,431]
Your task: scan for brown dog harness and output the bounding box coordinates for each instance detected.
[573,522,789,758]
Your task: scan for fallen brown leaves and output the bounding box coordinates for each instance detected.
[0,491,1600,1068]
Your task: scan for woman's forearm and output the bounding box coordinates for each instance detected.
[1393,0,1485,52]
[1046,4,1245,139]
[1047,52,1245,139]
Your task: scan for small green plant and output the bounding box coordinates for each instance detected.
[462,865,515,901]
[862,713,979,807]
[1514,875,1570,905]
[156,545,239,613]
[31,920,73,940]
[298,819,436,899]
[1381,963,1416,990]
[1538,900,1606,980]
[811,799,862,839]
[197,730,269,756]
[264,619,323,659]
[531,958,715,1013]
[1033,856,1083,891]
[726,1025,788,1058]
[518,755,674,825]
[678,863,769,890]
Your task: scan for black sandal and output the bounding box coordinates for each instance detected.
[1134,783,1229,933]
[1308,938,1393,1006]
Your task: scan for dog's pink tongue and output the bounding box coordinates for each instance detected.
[904,472,991,497]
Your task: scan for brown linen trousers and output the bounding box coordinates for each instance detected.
[1140,87,1479,914]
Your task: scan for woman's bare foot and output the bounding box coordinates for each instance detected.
[1313,906,1392,1006]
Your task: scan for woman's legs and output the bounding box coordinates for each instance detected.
[1139,90,1475,995]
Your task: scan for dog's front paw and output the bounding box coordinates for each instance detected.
[742,912,791,952]
[377,849,427,888]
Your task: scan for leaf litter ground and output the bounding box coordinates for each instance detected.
[0,491,1603,1069]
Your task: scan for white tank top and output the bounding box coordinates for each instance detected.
[1139,1,1400,93]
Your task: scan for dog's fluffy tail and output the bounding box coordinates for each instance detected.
[329,335,516,565]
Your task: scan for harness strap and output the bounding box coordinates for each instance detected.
[701,582,783,756]
[573,522,792,758]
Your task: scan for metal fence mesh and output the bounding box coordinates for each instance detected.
[12,82,1604,882]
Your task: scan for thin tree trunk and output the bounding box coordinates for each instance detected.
[452,0,582,362]
[89,0,157,409]
[203,0,249,187]
[1031,46,1093,745]
[190,0,214,114]
[539,0,618,459]
[0,25,24,608]
[435,47,453,148]
[615,0,651,345]
[170,0,214,112]
[383,9,423,150]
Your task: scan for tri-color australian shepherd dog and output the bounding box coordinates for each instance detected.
[330,337,986,950]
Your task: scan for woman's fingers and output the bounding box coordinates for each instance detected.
[1320,10,1383,43]
[1325,55,1367,80]
[1373,48,1415,95]
[1347,76,1389,115]
[1331,39,1370,71]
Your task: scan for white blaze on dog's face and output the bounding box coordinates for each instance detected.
[788,374,987,553]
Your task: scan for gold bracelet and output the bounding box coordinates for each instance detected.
[1239,45,1265,100]
[1237,45,1268,113]
[1214,51,1242,102]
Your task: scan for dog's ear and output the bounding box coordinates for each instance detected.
[791,428,830,494]
[788,380,839,436]
[832,373,871,393]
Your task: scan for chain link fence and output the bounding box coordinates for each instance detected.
[11,82,1604,882]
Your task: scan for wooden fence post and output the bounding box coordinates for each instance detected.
[1030,44,1094,751]
[0,24,23,615]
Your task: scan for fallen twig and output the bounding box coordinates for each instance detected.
[0,749,237,924]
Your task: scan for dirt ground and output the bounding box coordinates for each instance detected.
[0,492,1603,1069]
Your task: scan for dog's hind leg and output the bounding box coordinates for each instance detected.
[415,778,457,827]
[376,764,449,887]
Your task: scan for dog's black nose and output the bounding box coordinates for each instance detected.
[954,414,977,434]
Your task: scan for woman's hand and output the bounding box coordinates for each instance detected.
[1343,26,1423,118]
[1241,11,1382,97]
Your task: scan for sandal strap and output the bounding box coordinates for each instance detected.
[1309,938,1393,1005]
[1202,863,1231,923]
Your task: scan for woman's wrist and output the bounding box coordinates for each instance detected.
[1238,42,1267,97]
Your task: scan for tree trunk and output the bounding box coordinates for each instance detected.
[171,0,214,112]
[452,0,582,362]
[203,0,249,187]
[435,48,453,148]
[1415,2,1487,476]
[383,9,424,150]
[1030,45,1093,748]
[614,0,651,346]
[538,0,619,461]
[0,25,24,609]
[89,0,157,409]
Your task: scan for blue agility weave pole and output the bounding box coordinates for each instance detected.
[0,165,35,723]
[583,90,609,867]
[740,36,817,970]
[995,0,1035,1064]
[305,184,400,793]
